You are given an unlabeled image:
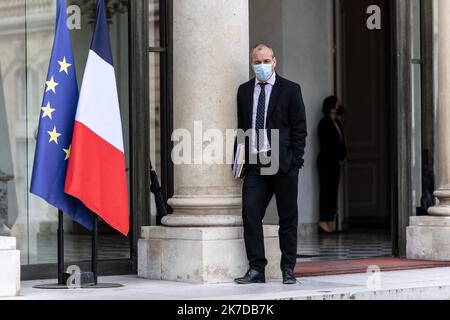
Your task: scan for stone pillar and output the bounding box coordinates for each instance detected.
[138,0,281,283]
[162,0,246,227]
[407,0,450,260]
[0,237,20,297]
[428,0,450,217]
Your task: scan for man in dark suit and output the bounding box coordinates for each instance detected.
[234,44,307,285]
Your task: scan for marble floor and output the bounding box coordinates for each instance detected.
[297,228,392,262]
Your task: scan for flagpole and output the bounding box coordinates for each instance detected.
[57,210,64,286]
[92,214,98,285]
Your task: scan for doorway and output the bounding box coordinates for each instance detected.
[248,0,397,262]
[299,0,398,263]
[337,0,393,233]
[323,0,395,259]
[296,0,396,263]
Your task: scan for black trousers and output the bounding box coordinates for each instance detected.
[317,161,340,222]
[242,164,299,273]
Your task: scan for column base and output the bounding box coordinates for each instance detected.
[0,237,20,297]
[138,225,281,284]
[407,216,450,260]
[428,190,450,216]
[161,214,243,227]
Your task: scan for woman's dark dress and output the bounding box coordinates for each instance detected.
[317,116,347,222]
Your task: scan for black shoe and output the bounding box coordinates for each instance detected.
[282,269,297,284]
[234,269,266,284]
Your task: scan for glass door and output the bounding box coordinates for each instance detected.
[411,0,423,215]
[148,0,161,226]
[148,0,171,225]
[1,0,133,276]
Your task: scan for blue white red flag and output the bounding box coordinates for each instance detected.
[65,0,129,236]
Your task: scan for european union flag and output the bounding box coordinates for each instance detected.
[30,0,92,230]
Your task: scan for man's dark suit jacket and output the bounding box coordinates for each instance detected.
[235,74,308,175]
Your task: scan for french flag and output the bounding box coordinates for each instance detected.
[65,0,129,236]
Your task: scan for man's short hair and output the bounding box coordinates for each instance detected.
[250,44,275,60]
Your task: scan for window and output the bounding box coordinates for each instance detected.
[147,0,172,225]
[0,0,131,269]
[411,0,423,213]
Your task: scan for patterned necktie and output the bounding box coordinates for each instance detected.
[255,82,266,152]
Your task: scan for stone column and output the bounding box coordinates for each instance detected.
[407,0,450,260]
[138,0,281,283]
[428,0,450,217]
[161,0,246,227]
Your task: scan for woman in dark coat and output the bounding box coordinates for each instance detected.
[317,96,347,233]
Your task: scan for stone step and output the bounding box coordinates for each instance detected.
[12,268,450,300]
[216,282,450,300]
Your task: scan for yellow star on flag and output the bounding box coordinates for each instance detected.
[48,126,62,144]
[58,57,71,75]
[41,102,56,119]
[45,76,59,94]
[63,145,71,160]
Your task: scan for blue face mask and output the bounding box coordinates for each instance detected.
[253,63,273,82]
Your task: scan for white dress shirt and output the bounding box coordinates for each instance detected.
[251,72,276,154]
